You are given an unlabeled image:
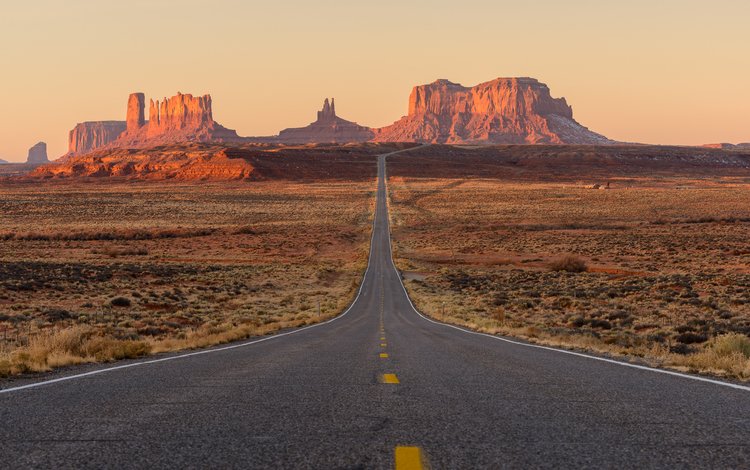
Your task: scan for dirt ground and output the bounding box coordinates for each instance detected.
[0,178,375,375]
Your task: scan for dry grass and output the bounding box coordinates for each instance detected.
[387,170,750,380]
[0,179,375,377]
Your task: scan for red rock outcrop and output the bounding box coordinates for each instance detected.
[278,98,374,143]
[68,121,127,155]
[373,78,611,144]
[116,92,241,147]
[126,93,146,133]
[65,92,243,157]
[27,142,49,164]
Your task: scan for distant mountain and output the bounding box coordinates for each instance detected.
[277,98,373,143]
[373,77,611,145]
[55,77,617,159]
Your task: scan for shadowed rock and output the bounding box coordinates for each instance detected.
[27,142,49,164]
[278,98,374,143]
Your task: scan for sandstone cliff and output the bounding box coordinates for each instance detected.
[27,142,49,164]
[65,92,243,157]
[373,78,611,144]
[117,92,241,146]
[68,121,127,155]
[278,98,374,143]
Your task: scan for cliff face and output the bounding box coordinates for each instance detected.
[126,93,146,133]
[65,92,243,157]
[117,92,241,146]
[27,142,49,164]
[374,78,610,144]
[278,98,374,143]
[68,121,127,155]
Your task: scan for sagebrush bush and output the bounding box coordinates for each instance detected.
[548,255,588,273]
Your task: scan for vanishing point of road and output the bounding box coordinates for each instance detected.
[2,150,749,469]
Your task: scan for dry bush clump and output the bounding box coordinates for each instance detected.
[0,178,375,378]
[386,164,750,380]
[549,255,588,273]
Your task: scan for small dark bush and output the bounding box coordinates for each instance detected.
[589,319,612,329]
[675,332,708,344]
[110,297,132,308]
[43,309,73,321]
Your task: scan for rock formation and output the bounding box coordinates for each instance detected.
[703,143,750,150]
[126,93,146,133]
[65,92,243,157]
[27,142,49,164]
[278,98,374,143]
[115,92,241,147]
[0,158,8,164]
[68,121,127,155]
[373,77,611,144]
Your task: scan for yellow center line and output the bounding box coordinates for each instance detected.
[382,373,399,384]
[394,446,426,470]
[381,336,386,341]
[380,353,389,358]
[381,343,387,347]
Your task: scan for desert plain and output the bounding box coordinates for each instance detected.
[2,143,750,381]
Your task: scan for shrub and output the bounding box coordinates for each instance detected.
[110,297,132,307]
[676,332,708,344]
[549,255,588,273]
[711,333,750,358]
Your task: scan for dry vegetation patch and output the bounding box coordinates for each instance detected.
[387,162,750,380]
[0,179,374,377]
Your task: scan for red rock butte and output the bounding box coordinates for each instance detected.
[374,77,610,144]
[66,92,241,156]
[61,76,614,158]
[277,98,374,144]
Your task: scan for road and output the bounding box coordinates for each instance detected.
[2,151,749,469]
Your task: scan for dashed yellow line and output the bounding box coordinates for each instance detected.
[394,446,426,470]
[382,373,400,384]
[381,343,387,347]
[380,353,389,358]
[381,336,386,341]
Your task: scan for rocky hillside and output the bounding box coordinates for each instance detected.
[373,78,611,144]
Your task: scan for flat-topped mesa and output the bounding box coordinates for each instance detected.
[374,77,611,144]
[68,121,127,155]
[278,98,373,143]
[62,91,243,157]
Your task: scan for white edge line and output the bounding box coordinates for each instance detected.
[380,153,750,393]
[0,151,410,395]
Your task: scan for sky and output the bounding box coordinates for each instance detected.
[0,0,749,161]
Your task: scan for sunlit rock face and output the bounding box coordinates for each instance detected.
[68,121,127,156]
[373,77,611,144]
[278,98,374,144]
[66,92,242,157]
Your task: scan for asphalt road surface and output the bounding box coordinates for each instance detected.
[2,151,749,469]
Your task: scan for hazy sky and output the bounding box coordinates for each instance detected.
[1,0,749,161]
